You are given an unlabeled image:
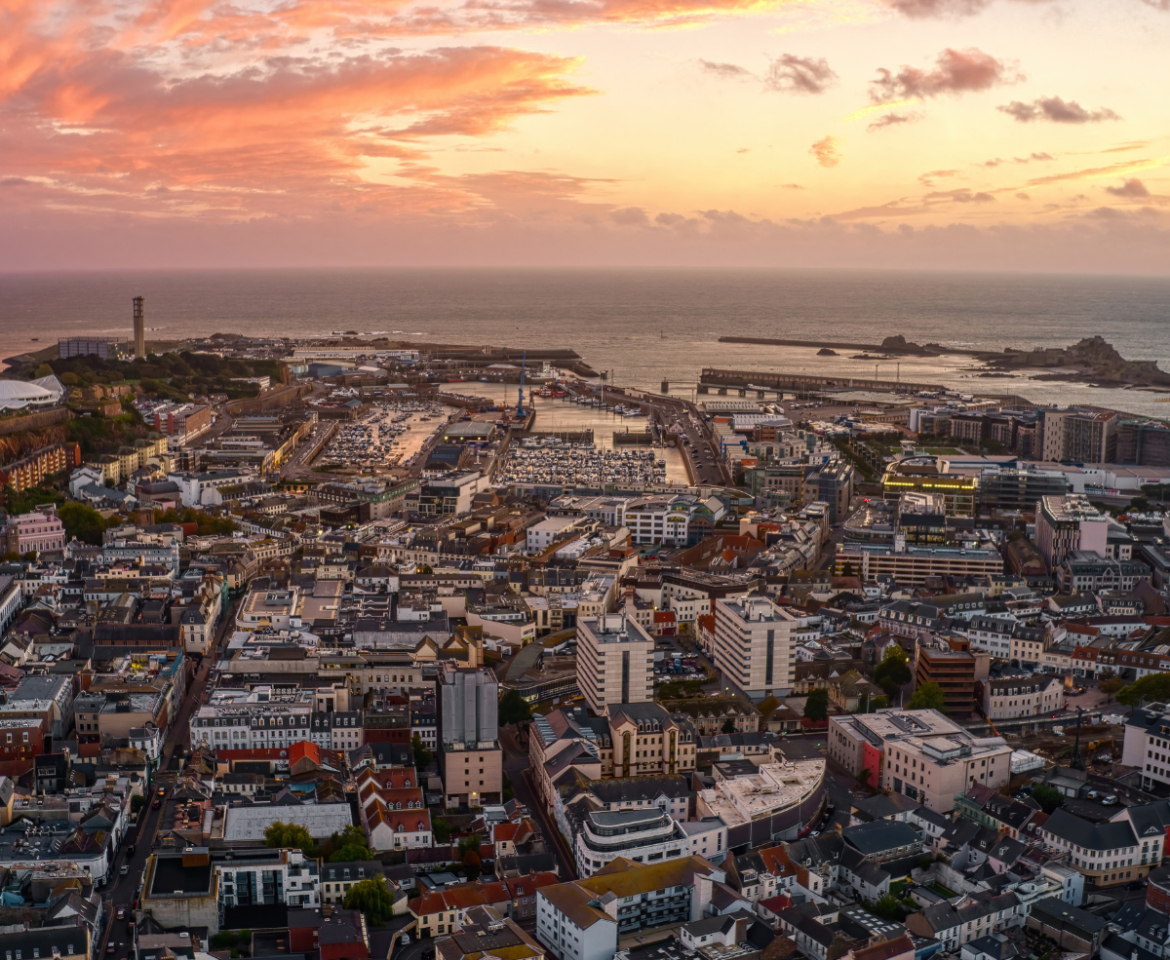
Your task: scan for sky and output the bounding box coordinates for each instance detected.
[2,0,1170,271]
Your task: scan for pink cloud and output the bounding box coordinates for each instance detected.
[870,47,1021,101]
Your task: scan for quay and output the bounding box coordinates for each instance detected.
[699,367,947,394]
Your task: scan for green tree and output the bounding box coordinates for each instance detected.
[857,767,871,786]
[328,825,373,862]
[1118,672,1170,708]
[264,821,315,853]
[841,561,855,578]
[804,688,829,722]
[499,688,533,727]
[721,717,737,734]
[874,652,912,701]
[871,894,902,921]
[33,363,53,379]
[1031,783,1064,814]
[1099,676,1126,701]
[343,876,394,925]
[907,682,946,712]
[412,732,433,768]
[58,502,108,545]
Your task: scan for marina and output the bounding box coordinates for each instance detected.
[445,381,692,484]
[311,400,447,474]
[499,437,668,486]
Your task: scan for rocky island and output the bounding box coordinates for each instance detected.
[984,336,1170,389]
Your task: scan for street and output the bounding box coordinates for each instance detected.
[96,595,238,959]
[500,743,578,881]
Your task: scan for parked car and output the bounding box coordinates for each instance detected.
[116,908,126,921]
[120,864,130,876]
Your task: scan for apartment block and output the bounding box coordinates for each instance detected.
[577,615,655,714]
[712,597,800,699]
[536,856,724,960]
[1034,495,1109,570]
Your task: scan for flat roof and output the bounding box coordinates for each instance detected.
[223,803,353,841]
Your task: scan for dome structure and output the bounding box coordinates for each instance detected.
[0,378,62,411]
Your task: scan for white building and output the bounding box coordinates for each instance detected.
[168,471,246,508]
[527,516,584,554]
[981,674,1064,720]
[536,856,725,960]
[576,615,655,714]
[572,807,720,878]
[1122,707,1170,793]
[712,597,801,699]
[189,687,315,752]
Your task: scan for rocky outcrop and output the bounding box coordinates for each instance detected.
[817,347,838,356]
[989,336,1170,387]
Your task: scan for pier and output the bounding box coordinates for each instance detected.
[700,367,946,394]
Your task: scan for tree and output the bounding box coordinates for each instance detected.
[33,363,53,379]
[1099,676,1126,701]
[907,682,946,712]
[871,894,902,922]
[462,849,482,880]
[804,688,829,722]
[328,825,373,862]
[874,643,912,700]
[721,717,737,734]
[1032,783,1064,814]
[1118,672,1170,708]
[857,767,871,786]
[841,562,855,579]
[58,502,108,546]
[343,876,393,925]
[432,816,453,844]
[412,732,433,768]
[499,688,533,727]
[264,821,315,853]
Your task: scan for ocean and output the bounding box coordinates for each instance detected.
[2,268,1169,415]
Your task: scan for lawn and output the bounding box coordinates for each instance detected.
[922,447,964,455]
[930,882,958,898]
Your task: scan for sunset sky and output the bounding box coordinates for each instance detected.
[3,0,1169,270]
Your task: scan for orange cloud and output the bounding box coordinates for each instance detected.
[810,135,841,167]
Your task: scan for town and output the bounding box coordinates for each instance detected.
[0,314,1168,960]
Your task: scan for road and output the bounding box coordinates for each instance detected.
[501,750,577,881]
[96,596,239,960]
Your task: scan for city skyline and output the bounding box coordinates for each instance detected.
[2,0,1168,271]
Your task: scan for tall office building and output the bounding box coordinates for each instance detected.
[133,296,146,359]
[713,597,798,699]
[576,614,654,714]
[436,662,502,806]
